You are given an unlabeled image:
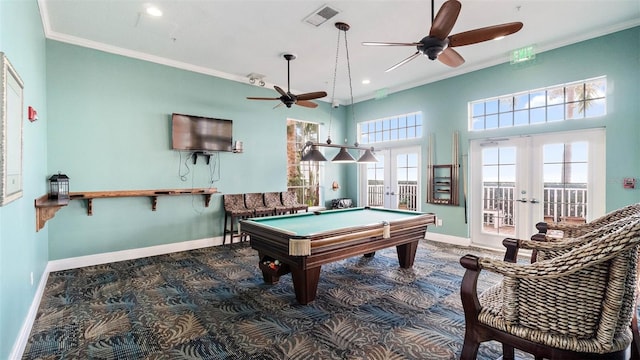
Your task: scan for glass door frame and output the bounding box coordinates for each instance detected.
[469,128,605,249]
[359,146,421,211]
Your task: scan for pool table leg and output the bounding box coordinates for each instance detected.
[290,266,321,305]
[396,240,419,268]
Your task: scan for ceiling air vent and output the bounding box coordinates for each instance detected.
[303,5,340,27]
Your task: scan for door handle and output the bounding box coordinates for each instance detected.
[530,198,539,204]
[516,198,528,203]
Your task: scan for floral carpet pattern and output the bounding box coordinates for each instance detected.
[23,240,520,359]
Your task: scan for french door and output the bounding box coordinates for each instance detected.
[360,147,421,211]
[469,129,605,248]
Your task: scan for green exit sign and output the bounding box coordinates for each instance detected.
[511,46,536,64]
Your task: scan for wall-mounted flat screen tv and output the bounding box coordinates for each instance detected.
[172,113,233,152]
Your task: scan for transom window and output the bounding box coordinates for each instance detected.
[286,119,320,207]
[469,76,606,131]
[359,112,423,144]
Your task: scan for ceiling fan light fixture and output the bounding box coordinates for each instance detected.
[425,46,444,60]
[363,0,523,70]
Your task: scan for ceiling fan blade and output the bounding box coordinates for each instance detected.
[385,51,421,72]
[296,91,327,101]
[296,100,318,108]
[362,42,421,46]
[247,97,280,100]
[448,22,523,47]
[429,0,462,40]
[274,85,288,98]
[438,47,465,67]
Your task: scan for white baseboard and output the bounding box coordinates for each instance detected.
[425,231,471,247]
[47,236,224,272]
[9,265,50,360]
[11,236,224,359]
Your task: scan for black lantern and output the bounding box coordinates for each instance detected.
[49,173,70,200]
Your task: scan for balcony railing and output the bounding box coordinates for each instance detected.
[367,182,418,211]
[482,183,587,225]
[366,182,588,224]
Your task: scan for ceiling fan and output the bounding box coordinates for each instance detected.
[247,54,327,108]
[362,0,523,72]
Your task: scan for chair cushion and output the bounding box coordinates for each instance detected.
[477,262,632,353]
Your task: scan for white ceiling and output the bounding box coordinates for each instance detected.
[39,0,640,105]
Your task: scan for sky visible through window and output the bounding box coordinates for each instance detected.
[482,142,588,184]
[470,77,606,131]
[360,112,422,144]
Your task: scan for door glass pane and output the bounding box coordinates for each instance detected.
[541,142,588,223]
[397,153,418,210]
[482,146,515,235]
[366,155,385,207]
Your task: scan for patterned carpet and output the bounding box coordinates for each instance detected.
[23,240,525,360]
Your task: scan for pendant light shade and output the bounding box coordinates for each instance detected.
[301,146,327,162]
[299,22,379,164]
[357,149,379,163]
[331,147,356,163]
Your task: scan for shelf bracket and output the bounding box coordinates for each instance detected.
[192,152,211,165]
[36,206,63,232]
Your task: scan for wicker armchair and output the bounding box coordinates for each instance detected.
[510,210,640,360]
[222,194,254,245]
[281,190,308,214]
[459,218,640,360]
[264,191,291,215]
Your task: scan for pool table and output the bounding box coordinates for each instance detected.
[240,207,436,304]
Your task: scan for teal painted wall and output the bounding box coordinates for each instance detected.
[347,27,640,238]
[46,41,351,260]
[0,0,48,357]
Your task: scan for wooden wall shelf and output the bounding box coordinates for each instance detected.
[34,188,218,231]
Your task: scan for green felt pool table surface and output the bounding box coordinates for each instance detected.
[244,207,425,235]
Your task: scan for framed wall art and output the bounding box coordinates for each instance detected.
[0,52,24,206]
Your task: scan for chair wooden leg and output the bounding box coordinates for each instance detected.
[460,333,480,360]
[229,215,237,246]
[502,343,515,360]
[223,213,229,245]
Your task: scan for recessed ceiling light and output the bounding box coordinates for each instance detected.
[362,79,371,85]
[146,6,163,17]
